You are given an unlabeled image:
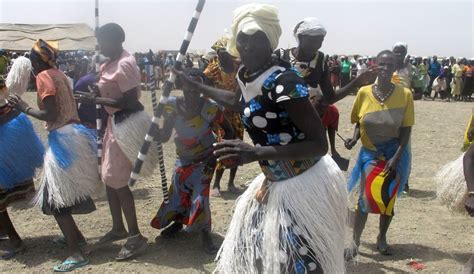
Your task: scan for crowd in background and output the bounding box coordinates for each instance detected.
[0,48,472,102]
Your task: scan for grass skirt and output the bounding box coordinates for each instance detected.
[34,124,100,210]
[436,153,467,213]
[111,110,159,177]
[215,155,347,274]
[0,113,44,189]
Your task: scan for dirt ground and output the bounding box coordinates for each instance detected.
[1,91,472,273]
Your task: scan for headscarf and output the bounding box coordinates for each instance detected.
[393,42,408,51]
[31,39,59,68]
[293,17,327,45]
[227,4,281,58]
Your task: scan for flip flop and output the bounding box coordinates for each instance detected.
[98,231,128,245]
[210,188,221,197]
[115,235,148,261]
[52,236,87,247]
[376,242,393,256]
[53,258,89,272]
[0,243,26,260]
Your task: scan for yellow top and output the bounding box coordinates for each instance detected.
[351,84,415,151]
[462,110,473,152]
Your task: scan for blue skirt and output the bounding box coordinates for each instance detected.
[0,113,44,190]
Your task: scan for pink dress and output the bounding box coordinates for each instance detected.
[98,50,141,189]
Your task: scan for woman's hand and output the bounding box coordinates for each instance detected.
[465,196,474,217]
[172,67,199,92]
[354,65,380,87]
[213,139,259,168]
[383,156,399,180]
[344,138,357,150]
[74,91,96,104]
[7,94,29,112]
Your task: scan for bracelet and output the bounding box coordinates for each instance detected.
[468,191,474,197]
[24,107,32,114]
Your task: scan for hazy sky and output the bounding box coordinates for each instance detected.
[1,0,473,57]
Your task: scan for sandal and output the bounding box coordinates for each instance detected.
[115,234,148,261]
[53,258,89,272]
[376,240,393,256]
[0,243,26,260]
[210,188,221,197]
[98,230,128,245]
[52,236,87,247]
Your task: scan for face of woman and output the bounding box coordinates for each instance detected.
[298,35,324,55]
[392,46,407,65]
[236,31,272,72]
[182,75,203,107]
[376,53,396,82]
[97,37,120,58]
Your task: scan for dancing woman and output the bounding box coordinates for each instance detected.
[9,40,99,272]
[151,68,234,254]
[436,112,473,273]
[75,23,158,261]
[344,50,414,258]
[203,37,244,196]
[174,4,347,273]
[0,59,44,260]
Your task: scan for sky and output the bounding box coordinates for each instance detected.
[1,0,473,57]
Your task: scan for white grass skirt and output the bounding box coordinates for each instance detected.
[111,110,158,177]
[215,155,347,274]
[34,124,100,209]
[436,153,467,213]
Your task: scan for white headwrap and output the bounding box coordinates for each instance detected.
[393,42,408,51]
[294,17,327,44]
[227,4,281,58]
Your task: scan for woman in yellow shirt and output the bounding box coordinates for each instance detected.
[451,59,464,100]
[345,50,414,259]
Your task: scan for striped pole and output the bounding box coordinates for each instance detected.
[94,0,103,178]
[150,87,169,203]
[128,0,206,198]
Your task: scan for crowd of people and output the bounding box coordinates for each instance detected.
[0,3,473,273]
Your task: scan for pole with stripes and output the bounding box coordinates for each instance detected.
[128,0,206,202]
[94,0,103,178]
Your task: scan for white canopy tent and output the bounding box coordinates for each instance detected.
[0,23,95,51]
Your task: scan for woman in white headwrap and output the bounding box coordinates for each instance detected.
[276,18,374,161]
[174,4,348,273]
[278,18,373,104]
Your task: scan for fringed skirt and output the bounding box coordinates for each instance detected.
[34,124,99,215]
[215,155,347,274]
[102,110,158,189]
[0,113,44,211]
[436,153,468,213]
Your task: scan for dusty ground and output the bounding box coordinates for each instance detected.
[1,91,472,273]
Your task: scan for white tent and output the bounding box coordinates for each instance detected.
[0,23,95,51]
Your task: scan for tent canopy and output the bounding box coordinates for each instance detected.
[0,23,95,51]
